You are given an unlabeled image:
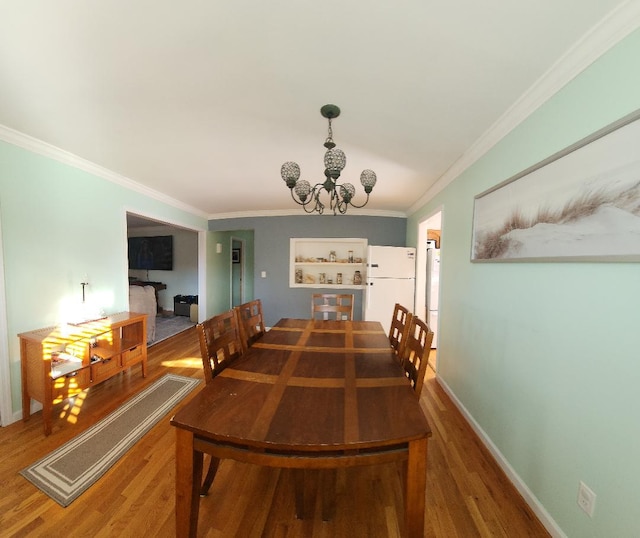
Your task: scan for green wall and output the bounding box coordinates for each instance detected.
[0,142,207,414]
[204,229,257,316]
[408,29,640,537]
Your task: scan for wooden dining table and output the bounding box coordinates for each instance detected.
[170,318,432,537]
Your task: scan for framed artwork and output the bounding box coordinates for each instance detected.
[232,248,241,263]
[471,108,640,262]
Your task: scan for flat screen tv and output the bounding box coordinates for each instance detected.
[128,235,173,270]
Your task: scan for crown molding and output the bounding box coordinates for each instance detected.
[207,208,408,220]
[0,124,209,219]
[408,0,640,216]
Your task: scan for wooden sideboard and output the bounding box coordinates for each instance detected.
[19,312,148,435]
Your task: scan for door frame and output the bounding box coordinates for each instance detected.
[415,207,443,327]
[230,237,245,307]
[0,207,14,425]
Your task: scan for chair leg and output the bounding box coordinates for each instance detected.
[199,455,220,497]
[321,468,337,521]
[294,469,317,519]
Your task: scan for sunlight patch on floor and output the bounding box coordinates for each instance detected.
[59,389,89,425]
[161,356,202,369]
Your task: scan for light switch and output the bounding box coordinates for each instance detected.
[216,243,222,254]
[261,271,267,278]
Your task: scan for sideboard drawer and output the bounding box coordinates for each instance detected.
[122,345,144,367]
[51,368,90,402]
[91,356,121,384]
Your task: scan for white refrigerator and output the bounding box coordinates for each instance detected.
[364,246,416,332]
[426,246,440,348]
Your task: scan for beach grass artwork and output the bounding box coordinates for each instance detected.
[472,109,640,262]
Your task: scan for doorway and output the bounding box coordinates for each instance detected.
[126,211,204,317]
[231,237,245,307]
[415,209,442,366]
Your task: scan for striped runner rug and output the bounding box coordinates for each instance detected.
[20,374,200,507]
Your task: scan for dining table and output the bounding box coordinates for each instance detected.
[170,317,432,537]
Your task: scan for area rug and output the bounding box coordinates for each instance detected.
[20,374,200,507]
[151,314,196,346]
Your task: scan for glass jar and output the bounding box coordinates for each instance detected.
[353,270,362,285]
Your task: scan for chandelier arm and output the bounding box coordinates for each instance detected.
[344,193,371,209]
[307,186,325,214]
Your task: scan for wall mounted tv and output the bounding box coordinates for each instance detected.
[128,235,173,270]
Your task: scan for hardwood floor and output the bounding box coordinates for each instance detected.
[0,328,549,537]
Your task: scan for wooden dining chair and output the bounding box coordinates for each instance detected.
[399,316,434,395]
[195,309,244,496]
[311,293,354,321]
[389,303,412,359]
[196,309,244,383]
[235,299,266,352]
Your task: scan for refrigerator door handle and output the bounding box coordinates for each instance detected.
[370,263,379,268]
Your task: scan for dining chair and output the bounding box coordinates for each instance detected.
[196,309,244,383]
[235,299,266,352]
[195,309,244,496]
[388,303,412,359]
[399,316,434,395]
[311,293,354,321]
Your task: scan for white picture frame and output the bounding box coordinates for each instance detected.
[471,109,640,262]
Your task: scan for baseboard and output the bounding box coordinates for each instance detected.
[436,375,567,538]
[9,399,43,426]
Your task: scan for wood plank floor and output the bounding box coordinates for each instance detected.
[0,327,550,537]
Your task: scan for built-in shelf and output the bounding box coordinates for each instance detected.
[290,238,367,289]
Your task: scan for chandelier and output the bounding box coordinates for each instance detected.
[281,104,377,215]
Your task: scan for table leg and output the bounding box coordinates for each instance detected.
[405,437,428,538]
[20,340,30,422]
[175,428,203,538]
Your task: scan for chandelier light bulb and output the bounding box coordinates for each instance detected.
[324,148,346,179]
[340,183,356,203]
[294,180,311,202]
[281,161,301,188]
[360,169,377,193]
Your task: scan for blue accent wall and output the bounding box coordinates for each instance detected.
[208,215,406,325]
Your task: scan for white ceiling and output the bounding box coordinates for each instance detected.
[0,1,636,219]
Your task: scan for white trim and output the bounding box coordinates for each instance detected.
[408,1,640,215]
[0,125,208,219]
[437,375,567,538]
[197,231,207,322]
[124,208,207,233]
[206,208,408,220]
[0,205,14,426]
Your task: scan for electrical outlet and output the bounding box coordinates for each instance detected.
[577,481,596,517]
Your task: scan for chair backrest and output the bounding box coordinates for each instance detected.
[389,303,412,358]
[399,316,434,395]
[311,293,354,321]
[196,309,243,383]
[235,299,265,352]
